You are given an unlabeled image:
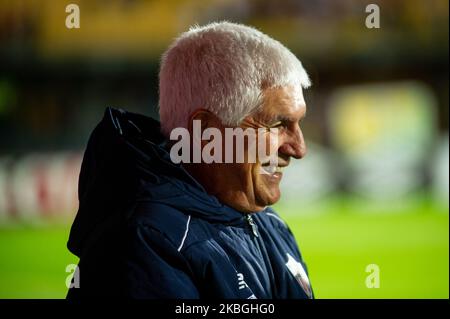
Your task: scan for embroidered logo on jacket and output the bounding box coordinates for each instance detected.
[285,253,312,298]
[237,273,248,290]
[237,273,257,299]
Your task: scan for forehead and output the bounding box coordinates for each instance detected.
[258,85,306,120]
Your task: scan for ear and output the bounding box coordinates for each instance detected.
[188,108,223,133]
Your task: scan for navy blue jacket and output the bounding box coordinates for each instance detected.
[67,107,313,299]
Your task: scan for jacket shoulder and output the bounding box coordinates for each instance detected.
[258,207,289,230]
[128,201,204,252]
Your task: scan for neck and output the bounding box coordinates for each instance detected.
[183,163,262,213]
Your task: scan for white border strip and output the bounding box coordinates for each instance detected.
[177,215,191,252]
[266,212,286,226]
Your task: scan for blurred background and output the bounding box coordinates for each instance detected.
[0,0,448,298]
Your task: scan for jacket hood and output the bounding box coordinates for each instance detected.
[67,107,245,257]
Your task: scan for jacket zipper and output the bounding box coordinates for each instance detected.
[245,214,259,237]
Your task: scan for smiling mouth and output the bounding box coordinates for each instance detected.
[260,164,283,175]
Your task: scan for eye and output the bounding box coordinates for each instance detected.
[298,116,306,126]
[270,121,286,129]
[300,117,305,123]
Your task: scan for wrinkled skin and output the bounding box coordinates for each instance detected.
[184,85,307,213]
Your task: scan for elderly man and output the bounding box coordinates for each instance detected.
[67,22,313,299]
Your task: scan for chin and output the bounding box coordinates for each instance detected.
[256,186,281,207]
[252,166,282,208]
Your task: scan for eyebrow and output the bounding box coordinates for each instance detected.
[269,111,307,124]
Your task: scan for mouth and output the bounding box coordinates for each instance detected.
[260,164,284,175]
[259,161,288,180]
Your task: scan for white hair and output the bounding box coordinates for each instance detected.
[158,21,311,137]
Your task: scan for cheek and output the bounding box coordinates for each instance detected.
[256,131,280,163]
[267,131,280,155]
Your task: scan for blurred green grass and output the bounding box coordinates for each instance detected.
[284,212,449,298]
[0,198,448,298]
[0,225,78,298]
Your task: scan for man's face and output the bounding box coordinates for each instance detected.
[234,85,307,211]
[184,85,307,213]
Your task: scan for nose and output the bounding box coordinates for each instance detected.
[278,126,306,160]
